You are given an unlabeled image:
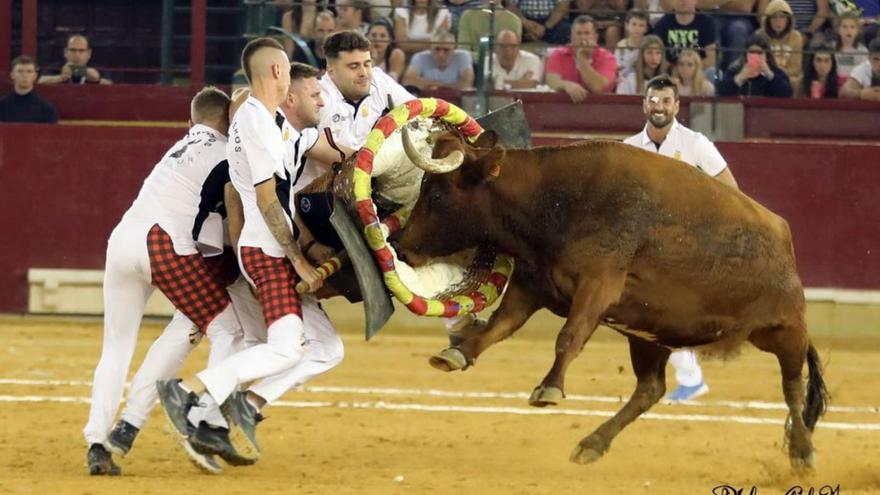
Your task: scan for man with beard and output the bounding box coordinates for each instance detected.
[622,75,738,403]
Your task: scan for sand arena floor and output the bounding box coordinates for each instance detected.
[1,300,878,495]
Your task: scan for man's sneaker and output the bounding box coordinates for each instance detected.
[190,421,257,467]
[156,379,200,438]
[175,422,222,474]
[219,392,263,462]
[106,420,140,456]
[87,444,121,476]
[665,382,710,403]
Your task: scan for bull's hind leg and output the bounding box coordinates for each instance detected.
[429,281,540,372]
[531,271,626,407]
[748,324,827,471]
[570,338,670,464]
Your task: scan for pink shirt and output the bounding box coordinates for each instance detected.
[546,46,618,93]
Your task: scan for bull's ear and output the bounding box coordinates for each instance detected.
[472,130,499,149]
[462,145,506,185]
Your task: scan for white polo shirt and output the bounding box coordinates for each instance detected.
[227,96,297,256]
[848,60,876,88]
[623,119,727,177]
[317,66,415,150]
[125,124,228,256]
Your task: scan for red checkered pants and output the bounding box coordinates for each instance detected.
[239,246,302,327]
[146,224,232,332]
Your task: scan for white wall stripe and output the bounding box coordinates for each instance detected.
[1,378,876,415]
[2,394,879,431]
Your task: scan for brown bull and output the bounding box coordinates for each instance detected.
[393,127,828,469]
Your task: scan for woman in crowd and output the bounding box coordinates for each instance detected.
[672,49,715,96]
[367,19,406,81]
[799,41,841,97]
[394,0,452,53]
[616,35,668,95]
[718,34,793,97]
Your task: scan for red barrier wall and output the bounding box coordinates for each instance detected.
[0,124,878,313]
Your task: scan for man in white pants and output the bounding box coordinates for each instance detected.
[183,63,354,464]
[156,37,325,463]
[83,87,245,475]
[623,74,739,403]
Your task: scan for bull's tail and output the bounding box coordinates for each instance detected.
[802,343,828,432]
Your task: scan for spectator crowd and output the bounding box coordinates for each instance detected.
[3,0,879,125]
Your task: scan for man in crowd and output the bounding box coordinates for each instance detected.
[505,0,572,44]
[38,34,112,85]
[489,29,544,89]
[840,37,880,101]
[403,31,475,90]
[292,10,337,70]
[0,55,58,123]
[546,15,618,101]
[653,0,717,67]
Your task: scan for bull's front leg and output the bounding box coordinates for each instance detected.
[429,280,540,372]
[530,269,626,407]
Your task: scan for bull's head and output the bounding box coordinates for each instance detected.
[393,125,506,266]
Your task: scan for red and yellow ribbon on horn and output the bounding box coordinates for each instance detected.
[350,98,513,317]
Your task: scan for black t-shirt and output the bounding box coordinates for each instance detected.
[0,91,59,123]
[653,14,716,63]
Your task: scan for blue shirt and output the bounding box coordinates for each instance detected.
[409,49,473,86]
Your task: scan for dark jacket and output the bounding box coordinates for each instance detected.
[718,65,793,97]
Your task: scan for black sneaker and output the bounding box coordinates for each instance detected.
[177,422,223,474]
[190,421,257,467]
[87,443,121,476]
[106,420,140,457]
[219,392,263,462]
[156,379,200,438]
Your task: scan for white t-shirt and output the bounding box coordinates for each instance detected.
[227,96,297,256]
[848,60,876,88]
[394,6,451,41]
[623,119,727,177]
[489,50,543,90]
[125,124,228,256]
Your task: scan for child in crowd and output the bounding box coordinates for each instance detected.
[756,0,803,88]
[615,9,650,75]
[616,34,668,95]
[672,48,715,96]
[833,11,869,77]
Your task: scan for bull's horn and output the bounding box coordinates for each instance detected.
[402,125,464,174]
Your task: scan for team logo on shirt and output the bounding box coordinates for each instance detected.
[300,197,312,213]
[332,114,342,123]
[674,151,682,161]
[361,106,369,118]
[283,128,290,141]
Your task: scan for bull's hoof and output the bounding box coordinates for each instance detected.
[528,385,564,407]
[569,435,609,465]
[790,452,816,473]
[428,348,469,372]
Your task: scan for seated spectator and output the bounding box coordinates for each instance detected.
[457,0,523,58]
[840,37,880,100]
[717,34,794,96]
[652,0,716,68]
[758,0,829,45]
[489,29,544,89]
[615,9,650,75]
[575,0,627,49]
[833,11,869,76]
[757,0,803,87]
[672,48,716,95]
[338,0,371,33]
[293,10,336,70]
[395,0,452,53]
[854,0,879,46]
[617,35,669,94]
[0,56,59,123]
[402,31,475,89]
[798,41,840,97]
[505,0,573,44]
[446,0,484,30]
[368,19,407,80]
[38,35,112,85]
[546,15,618,101]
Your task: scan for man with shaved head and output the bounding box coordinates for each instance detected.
[489,29,543,90]
[39,34,111,84]
[158,37,324,465]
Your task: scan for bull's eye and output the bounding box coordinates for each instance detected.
[430,190,443,205]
